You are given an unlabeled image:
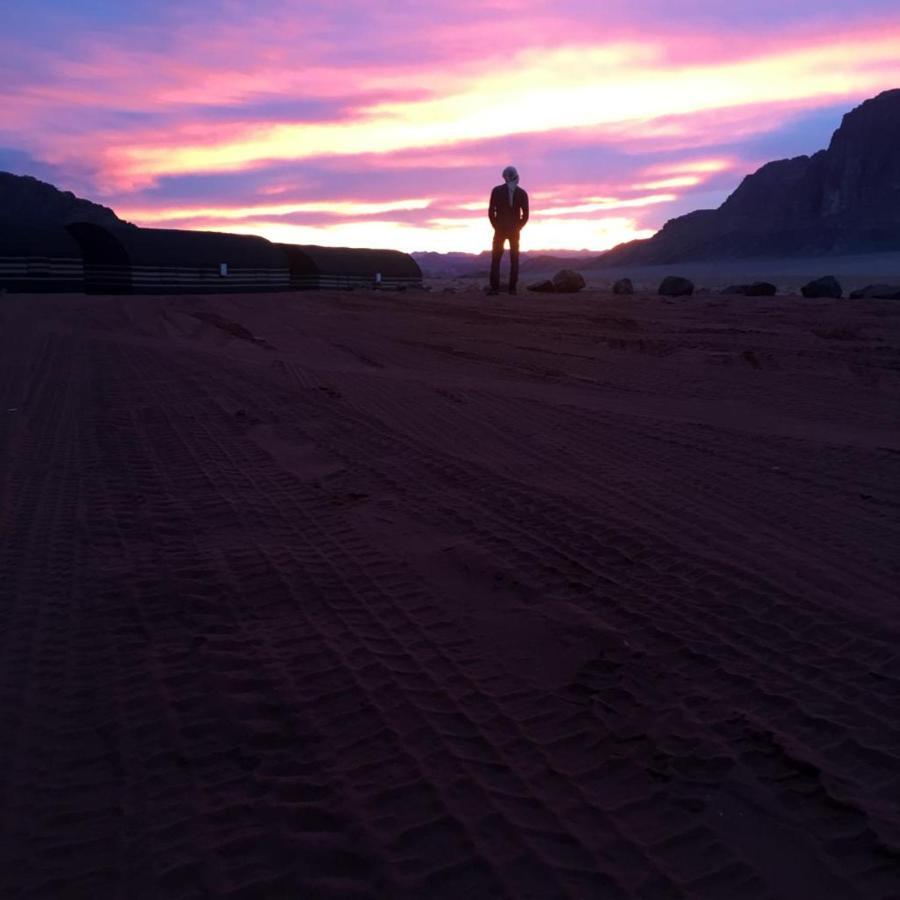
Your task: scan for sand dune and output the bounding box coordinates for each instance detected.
[1,288,899,899]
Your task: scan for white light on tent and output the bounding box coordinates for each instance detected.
[220,263,228,276]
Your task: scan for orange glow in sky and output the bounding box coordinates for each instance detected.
[4,5,900,253]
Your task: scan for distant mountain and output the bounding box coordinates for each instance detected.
[411,249,598,279]
[410,251,488,278]
[595,89,900,267]
[0,171,131,228]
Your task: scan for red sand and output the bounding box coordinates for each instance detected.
[1,288,899,899]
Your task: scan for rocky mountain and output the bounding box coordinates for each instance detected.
[0,171,131,228]
[410,251,489,278]
[412,249,597,279]
[595,89,900,266]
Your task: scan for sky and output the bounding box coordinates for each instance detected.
[2,1,900,253]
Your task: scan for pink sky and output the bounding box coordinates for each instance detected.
[3,1,900,252]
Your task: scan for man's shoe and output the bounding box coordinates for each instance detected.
[509,286,518,296]
[487,288,499,296]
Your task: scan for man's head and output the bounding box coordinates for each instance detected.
[502,166,519,184]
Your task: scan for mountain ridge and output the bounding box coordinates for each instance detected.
[594,89,900,267]
[0,171,131,229]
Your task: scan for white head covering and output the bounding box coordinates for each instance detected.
[502,165,519,206]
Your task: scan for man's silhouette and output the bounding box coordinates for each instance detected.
[487,166,529,295]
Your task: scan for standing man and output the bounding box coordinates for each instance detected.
[488,165,529,295]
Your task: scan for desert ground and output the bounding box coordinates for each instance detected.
[1,286,899,899]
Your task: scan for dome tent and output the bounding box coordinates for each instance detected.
[66,223,291,294]
[0,222,84,293]
[277,243,422,290]
[4,220,423,295]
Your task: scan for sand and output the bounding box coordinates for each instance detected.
[1,287,899,899]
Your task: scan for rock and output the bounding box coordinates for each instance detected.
[741,350,762,369]
[527,279,556,293]
[658,276,694,297]
[551,269,586,293]
[848,283,900,299]
[612,278,634,294]
[722,282,777,296]
[801,275,843,298]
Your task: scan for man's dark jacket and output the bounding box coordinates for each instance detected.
[488,184,529,233]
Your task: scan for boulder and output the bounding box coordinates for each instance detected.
[720,282,776,296]
[801,275,843,298]
[527,279,556,293]
[551,269,586,293]
[746,281,777,296]
[612,278,634,295]
[848,283,900,299]
[658,276,694,297]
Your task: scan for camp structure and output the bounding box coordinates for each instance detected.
[277,243,423,290]
[0,222,84,293]
[66,223,291,294]
[2,219,423,295]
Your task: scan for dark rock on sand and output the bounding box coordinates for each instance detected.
[721,282,777,296]
[527,279,556,293]
[612,278,634,295]
[659,276,694,297]
[801,276,843,299]
[552,269,586,293]
[849,284,900,299]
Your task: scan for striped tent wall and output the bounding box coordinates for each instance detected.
[0,256,84,292]
[286,273,420,290]
[128,264,289,293]
[65,222,131,293]
[3,222,424,295]
[0,225,85,293]
[67,223,291,295]
[277,243,423,291]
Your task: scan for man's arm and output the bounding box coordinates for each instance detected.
[519,190,529,228]
[488,188,498,227]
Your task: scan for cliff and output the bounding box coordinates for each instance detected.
[596,89,900,266]
[0,171,131,229]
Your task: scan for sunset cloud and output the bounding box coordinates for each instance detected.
[2,2,899,252]
[85,27,900,189]
[119,198,434,225]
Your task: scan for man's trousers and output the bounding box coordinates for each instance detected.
[490,229,520,291]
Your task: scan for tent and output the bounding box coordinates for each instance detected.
[3,221,424,295]
[66,223,291,294]
[0,223,84,293]
[277,243,422,290]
